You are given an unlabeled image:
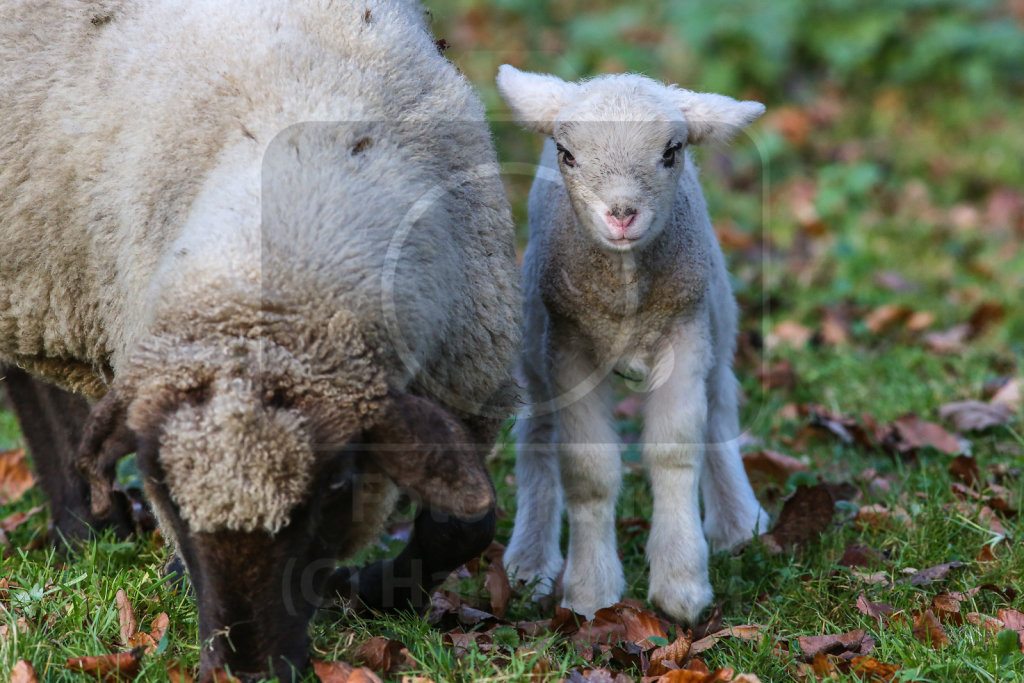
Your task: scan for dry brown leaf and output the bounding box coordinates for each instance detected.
[965,612,1005,633]
[572,603,667,649]
[65,651,140,678]
[742,450,808,483]
[165,663,195,683]
[762,484,835,552]
[924,322,970,354]
[940,401,1014,432]
[115,589,137,649]
[912,610,949,648]
[149,612,169,644]
[891,414,961,454]
[967,301,1005,338]
[901,561,964,587]
[798,629,866,658]
[354,636,410,675]
[206,669,242,683]
[849,656,900,682]
[811,652,841,678]
[0,506,44,534]
[483,542,512,618]
[948,455,981,487]
[904,310,935,332]
[646,634,692,677]
[997,608,1024,633]
[838,544,887,568]
[864,304,912,335]
[976,545,998,562]
[854,504,912,531]
[313,660,383,683]
[689,625,765,655]
[990,378,1020,407]
[0,450,35,505]
[755,360,798,391]
[10,660,38,683]
[855,594,896,622]
[768,321,813,349]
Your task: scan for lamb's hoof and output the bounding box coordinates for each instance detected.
[648,579,713,625]
[503,548,563,601]
[560,560,624,621]
[705,506,772,553]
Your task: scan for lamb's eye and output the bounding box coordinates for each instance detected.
[556,143,576,168]
[662,141,683,167]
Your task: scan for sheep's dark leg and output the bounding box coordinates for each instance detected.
[1,366,132,543]
[327,505,496,611]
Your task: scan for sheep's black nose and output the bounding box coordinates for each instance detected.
[610,205,637,220]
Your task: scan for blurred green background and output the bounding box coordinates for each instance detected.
[428,0,1024,353]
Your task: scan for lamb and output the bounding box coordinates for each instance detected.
[495,66,770,623]
[0,1,521,678]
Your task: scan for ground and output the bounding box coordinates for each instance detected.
[1,0,1023,681]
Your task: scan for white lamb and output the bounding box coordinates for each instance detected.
[496,66,771,622]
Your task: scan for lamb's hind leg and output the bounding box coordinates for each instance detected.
[503,406,563,598]
[701,364,770,552]
[643,330,714,623]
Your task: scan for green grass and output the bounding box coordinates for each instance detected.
[3,0,1024,680]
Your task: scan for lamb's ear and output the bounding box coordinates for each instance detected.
[668,88,765,145]
[496,65,579,136]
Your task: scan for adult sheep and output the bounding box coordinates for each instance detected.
[0,0,521,678]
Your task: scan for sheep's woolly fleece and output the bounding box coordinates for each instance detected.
[120,333,389,534]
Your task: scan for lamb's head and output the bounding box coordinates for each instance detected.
[77,336,493,680]
[496,66,764,251]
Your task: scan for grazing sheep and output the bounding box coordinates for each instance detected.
[0,0,520,678]
[495,66,769,623]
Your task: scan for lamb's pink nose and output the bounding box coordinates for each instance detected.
[605,207,637,230]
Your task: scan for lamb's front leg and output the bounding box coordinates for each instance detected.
[555,357,623,619]
[643,332,714,623]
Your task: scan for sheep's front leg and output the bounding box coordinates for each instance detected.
[554,354,623,619]
[702,363,770,551]
[643,329,713,623]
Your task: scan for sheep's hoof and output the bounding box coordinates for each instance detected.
[162,554,194,596]
[648,579,713,625]
[704,506,771,553]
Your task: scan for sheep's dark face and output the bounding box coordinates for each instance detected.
[79,347,496,681]
[136,430,378,681]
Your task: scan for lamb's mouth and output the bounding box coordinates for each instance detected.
[605,235,643,248]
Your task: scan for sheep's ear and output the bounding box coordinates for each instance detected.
[668,88,765,145]
[365,390,494,518]
[496,65,579,136]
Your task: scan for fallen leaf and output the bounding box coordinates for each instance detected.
[965,612,1005,633]
[313,660,383,683]
[997,609,1024,633]
[646,634,692,677]
[206,669,241,683]
[990,378,1020,407]
[940,401,1014,432]
[853,504,912,531]
[115,590,137,649]
[891,414,961,454]
[483,542,512,618]
[901,561,964,586]
[849,656,900,682]
[912,610,949,648]
[977,545,997,562]
[762,484,836,552]
[855,594,896,622]
[573,603,667,648]
[769,321,813,349]
[864,304,912,335]
[0,450,34,505]
[689,625,766,655]
[149,612,169,645]
[811,651,841,678]
[357,637,413,675]
[967,301,1005,338]
[798,629,866,658]
[924,324,970,354]
[904,310,935,332]
[166,663,195,683]
[755,360,798,391]
[65,651,140,678]
[10,660,38,683]
[838,544,887,568]
[0,506,44,534]
[948,455,981,487]
[742,450,808,483]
